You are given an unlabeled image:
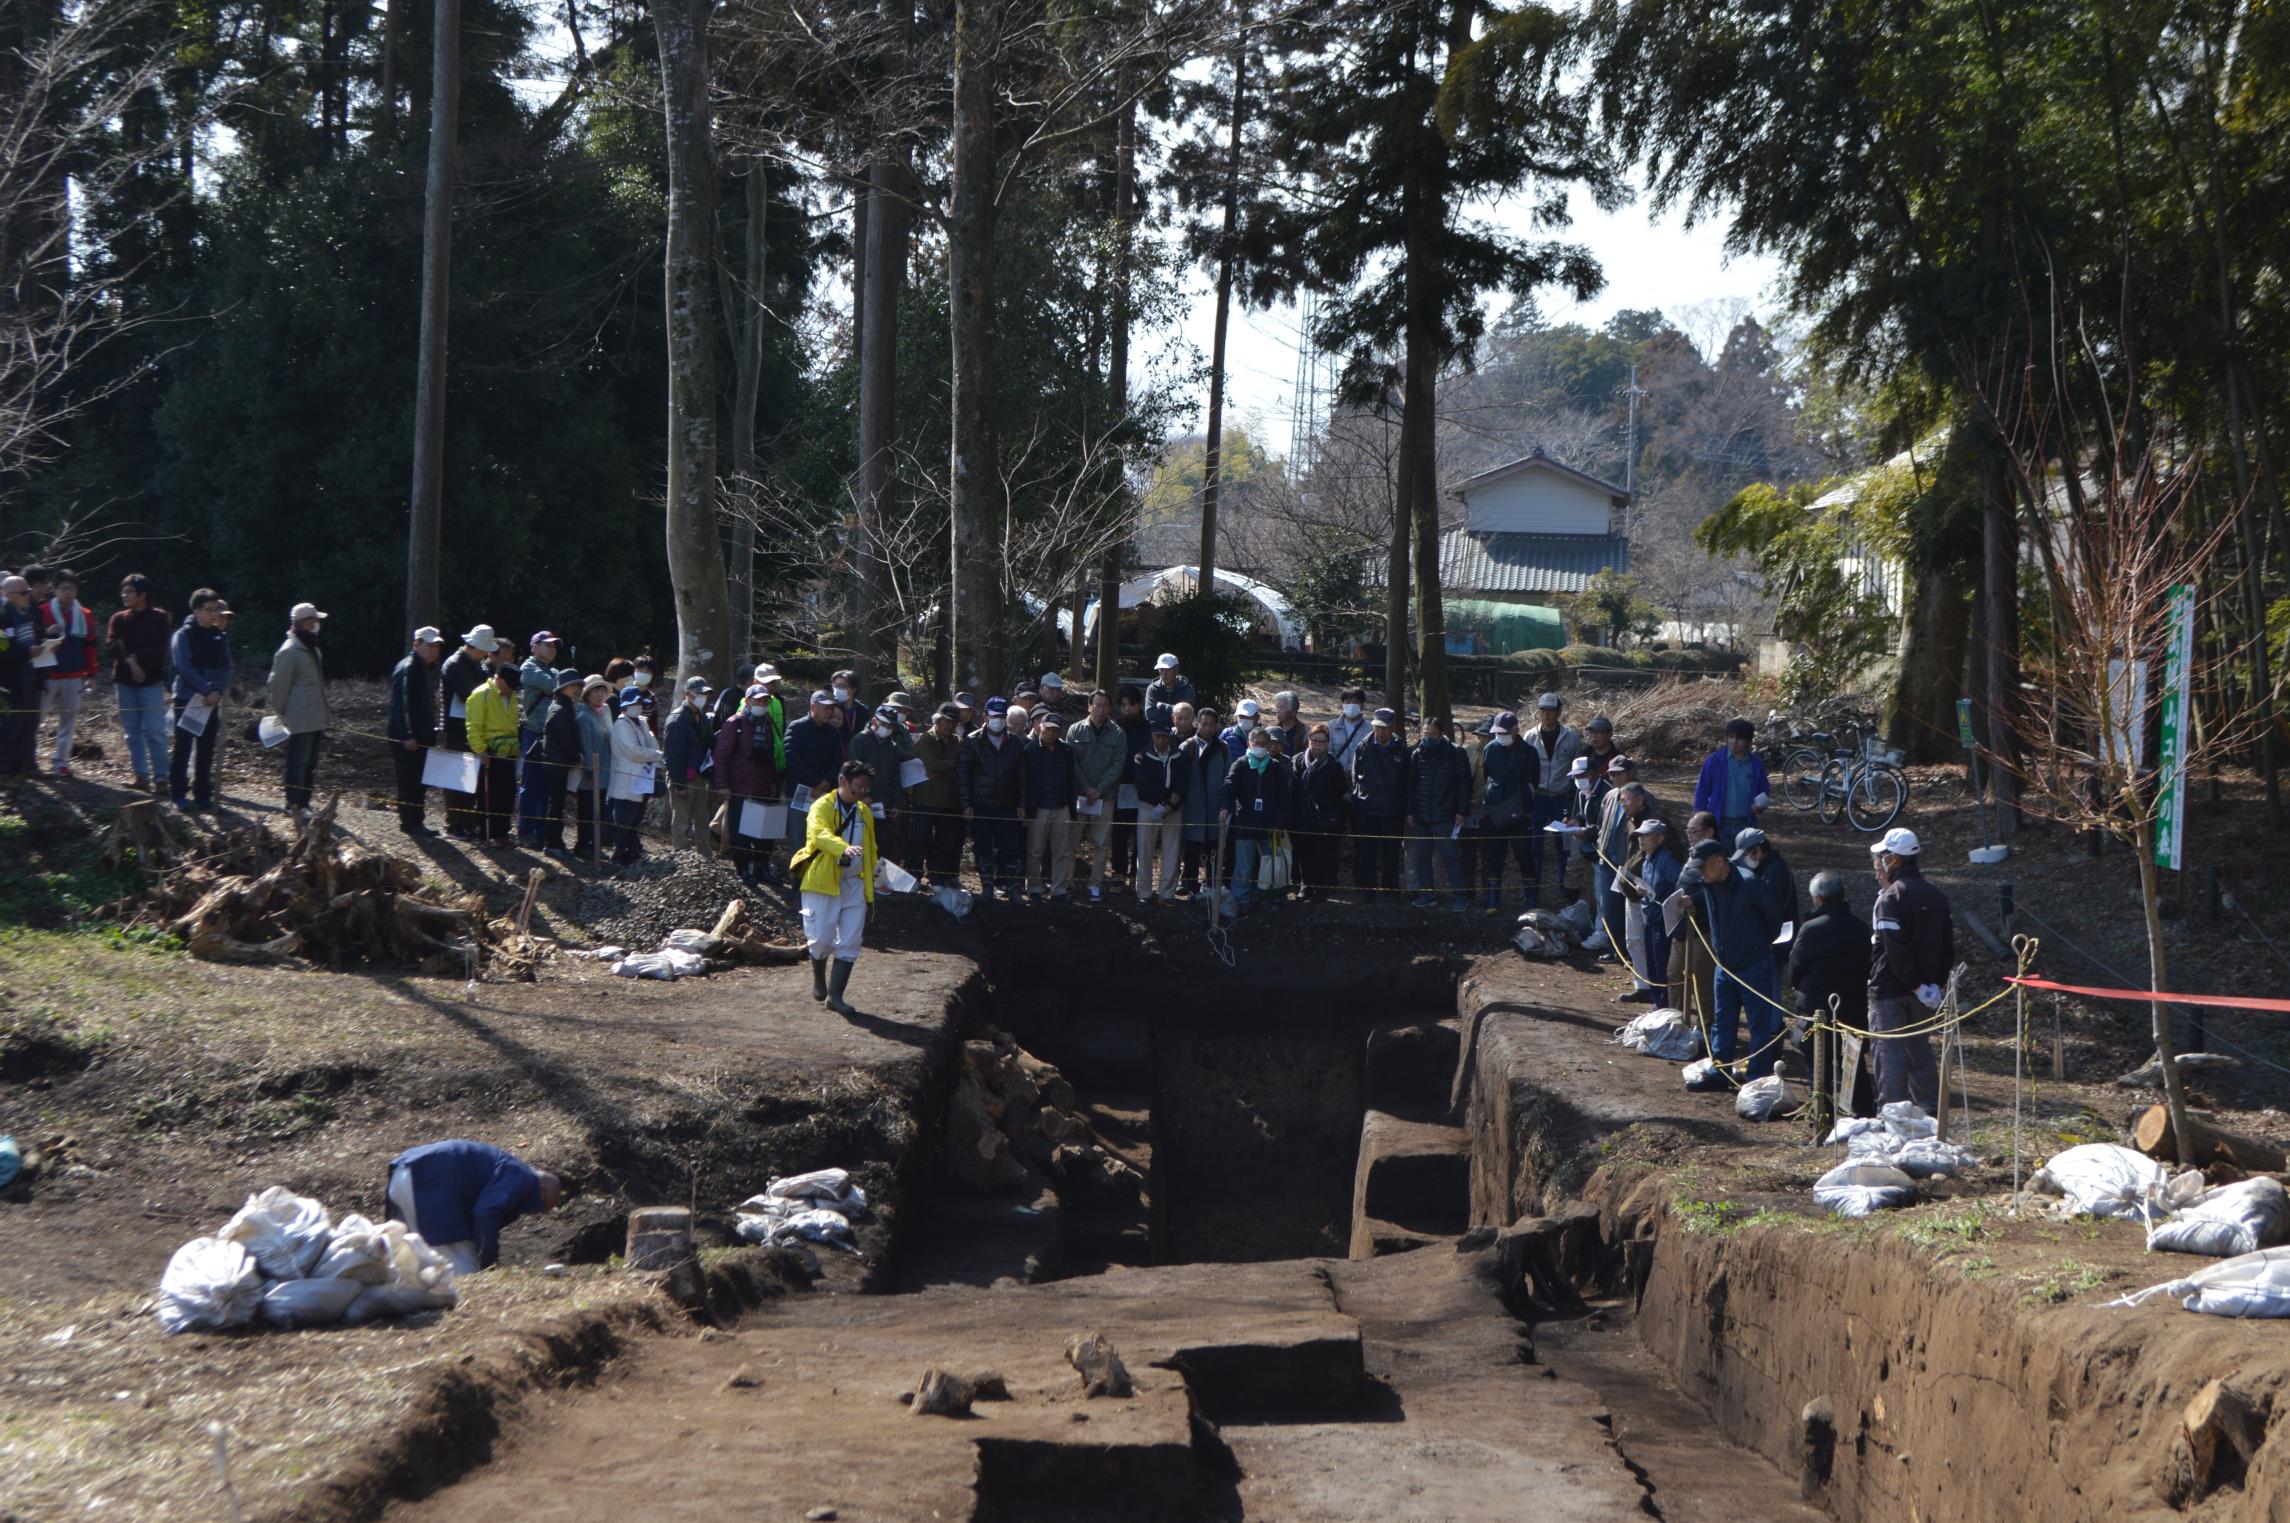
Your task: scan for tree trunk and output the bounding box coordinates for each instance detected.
[403,0,460,639]
[1978,449,2019,833]
[1197,31,1245,592]
[2134,820,2198,1167]
[380,0,398,136]
[1382,407,1408,713]
[725,160,767,671]
[949,0,1004,694]
[654,0,732,686]
[1886,564,1970,762]
[856,135,912,689]
[1097,94,1136,693]
[1400,155,1447,728]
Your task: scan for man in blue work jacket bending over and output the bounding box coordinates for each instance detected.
[385,1139,562,1274]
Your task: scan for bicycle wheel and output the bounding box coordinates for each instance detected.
[1781,748,1826,809]
[1816,761,1848,825]
[1847,765,1906,832]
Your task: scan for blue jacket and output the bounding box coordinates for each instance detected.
[1019,739,1078,813]
[1637,844,1681,908]
[1223,752,1293,837]
[1692,747,1770,824]
[1350,733,1408,816]
[1480,737,1533,809]
[781,714,846,794]
[1218,723,1252,762]
[1691,863,1782,969]
[386,1139,545,1269]
[1402,737,1471,824]
[169,616,233,705]
[1132,743,1186,809]
[662,702,715,783]
[575,705,613,793]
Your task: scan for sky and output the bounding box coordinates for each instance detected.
[1170,186,1790,462]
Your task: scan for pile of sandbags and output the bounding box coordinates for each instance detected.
[734,1168,870,1255]
[2113,1245,2290,1317]
[944,1028,1143,1206]
[156,1186,458,1333]
[602,899,809,980]
[2027,1143,2197,1224]
[1514,905,1589,960]
[1824,1104,1978,1178]
[1613,1008,1701,1062]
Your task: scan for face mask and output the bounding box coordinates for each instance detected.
[833,686,850,703]
[1342,703,1361,720]
[1491,733,1514,747]
[873,722,891,737]
[635,671,654,688]
[1247,745,1268,760]
[987,716,1005,733]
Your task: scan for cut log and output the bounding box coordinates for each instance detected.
[710,899,746,940]
[2133,1104,2285,1172]
[2181,1379,2262,1501]
[1065,1331,1133,1398]
[100,799,173,869]
[187,928,304,964]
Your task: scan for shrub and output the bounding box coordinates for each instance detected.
[1147,589,1256,713]
[1559,643,1628,669]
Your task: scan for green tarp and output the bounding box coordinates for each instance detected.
[1440,598,1566,656]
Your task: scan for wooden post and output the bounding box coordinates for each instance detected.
[2051,997,2064,1081]
[1935,1031,1953,1143]
[1809,996,1833,1139]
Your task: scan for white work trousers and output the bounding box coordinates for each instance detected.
[801,877,868,963]
[1134,810,1183,900]
[385,1165,485,1275]
[42,677,84,770]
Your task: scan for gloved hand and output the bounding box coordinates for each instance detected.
[1915,983,1943,1010]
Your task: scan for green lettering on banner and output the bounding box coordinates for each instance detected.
[1955,697,1975,750]
[2154,583,2196,870]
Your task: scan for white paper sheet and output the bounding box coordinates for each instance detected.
[30,646,57,669]
[258,716,290,749]
[789,784,813,815]
[175,702,212,736]
[898,757,928,789]
[630,765,656,794]
[422,749,481,792]
[1773,920,1794,946]
[737,801,788,838]
[1663,888,1690,937]
[1074,797,1103,817]
[1117,784,1140,811]
[447,696,467,720]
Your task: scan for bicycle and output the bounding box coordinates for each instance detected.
[1815,734,1909,832]
[1780,726,1855,810]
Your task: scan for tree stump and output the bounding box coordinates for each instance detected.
[2132,1104,2285,1173]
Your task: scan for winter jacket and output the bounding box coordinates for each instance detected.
[712,710,781,801]
[1222,752,1293,837]
[106,605,170,688]
[1633,843,1681,909]
[1294,751,1349,834]
[1523,722,1585,795]
[388,653,439,745]
[0,599,35,703]
[543,693,584,769]
[38,599,97,680]
[1180,735,1230,842]
[576,704,613,794]
[169,616,233,706]
[1741,845,1799,929]
[791,789,877,902]
[1692,747,1771,824]
[1132,744,1186,811]
[909,729,963,810]
[1265,720,1309,759]
[1143,675,1195,713]
[1019,739,1079,814]
[849,723,914,807]
[1217,723,1254,762]
[747,692,789,772]
[1689,862,1782,969]
[1066,715,1129,797]
[465,680,521,758]
[780,714,846,796]
[438,650,487,749]
[1350,733,1408,816]
[1325,714,1372,771]
[1402,737,1471,824]
[1117,715,1151,785]
[517,656,556,732]
[268,631,330,735]
[1480,736,1533,811]
[1868,860,1953,1002]
[958,729,1025,813]
[386,1140,546,1271]
[1790,899,1871,1025]
[607,713,663,803]
[662,702,717,784]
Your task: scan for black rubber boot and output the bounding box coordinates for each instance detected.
[825,958,855,1015]
[810,957,829,1003]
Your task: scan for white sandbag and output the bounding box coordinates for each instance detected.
[611,947,708,980]
[1681,1057,1718,1088]
[1813,1161,1918,1218]
[2112,1245,2290,1317]
[260,1276,364,1328]
[218,1185,333,1279]
[1877,1102,1937,1140]
[2147,1178,2290,1259]
[1883,1138,1980,1179]
[1825,1117,1886,1144]
[933,885,974,920]
[343,1222,460,1322]
[1614,1009,1701,1062]
[1736,1074,1804,1122]
[313,1214,396,1285]
[2028,1143,2181,1222]
[660,928,714,953]
[764,1168,851,1201]
[157,1237,265,1333]
[737,1207,861,1255]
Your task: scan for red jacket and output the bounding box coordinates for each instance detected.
[711,710,782,801]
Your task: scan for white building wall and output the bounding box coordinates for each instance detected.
[1461,470,1615,535]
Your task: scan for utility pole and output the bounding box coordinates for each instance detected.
[1618,364,1646,532]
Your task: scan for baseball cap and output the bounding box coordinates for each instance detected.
[1607,754,1633,772]
[1634,818,1668,836]
[1236,698,1261,718]
[985,696,1009,715]
[1155,652,1179,671]
[1491,710,1519,734]
[1148,718,1172,736]
[1041,672,1065,690]
[809,689,835,706]
[1871,827,1921,857]
[1734,827,1768,851]
[1038,710,1065,729]
[1587,714,1614,733]
[746,683,770,702]
[1536,692,1561,710]
[955,691,979,709]
[1372,707,1396,727]
[413,625,443,645]
[934,703,961,721]
[753,662,781,683]
[874,704,901,724]
[460,624,500,652]
[531,630,560,646]
[290,601,328,622]
[684,675,711,694]
[1687,840,1726,864]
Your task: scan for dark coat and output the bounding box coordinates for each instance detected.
[781,714,846,794]
[1223,753,1294,837]
[1790,899,1871,1025]
[1869,860,1954,1000]
[1018,739,1078,814]
[542,693,584,768]
[1294,751,1350,833]
[958,729,1025,813]
[1690,863,1783,969]
[1350,733,1408,816]
[439,650,487,749]
[1132,744,1186,809]
[1402,737,1471,824]
[388,653,439,745]
[662,703,717,783]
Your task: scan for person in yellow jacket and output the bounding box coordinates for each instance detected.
[464,664,524,848]
[789,758,877,1013]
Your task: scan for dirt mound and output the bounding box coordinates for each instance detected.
[573,848,797,947]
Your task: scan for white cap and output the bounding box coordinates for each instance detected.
[460,623,500,652]
[1155,652,1180,671]
[1236,698,1261,718]
[1633,818,1668,836]
[1567,756,1592,776]
[290,601,328,622]
[1870,827,1921,857]
[753,662,781,682]
[412,625,443,645]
